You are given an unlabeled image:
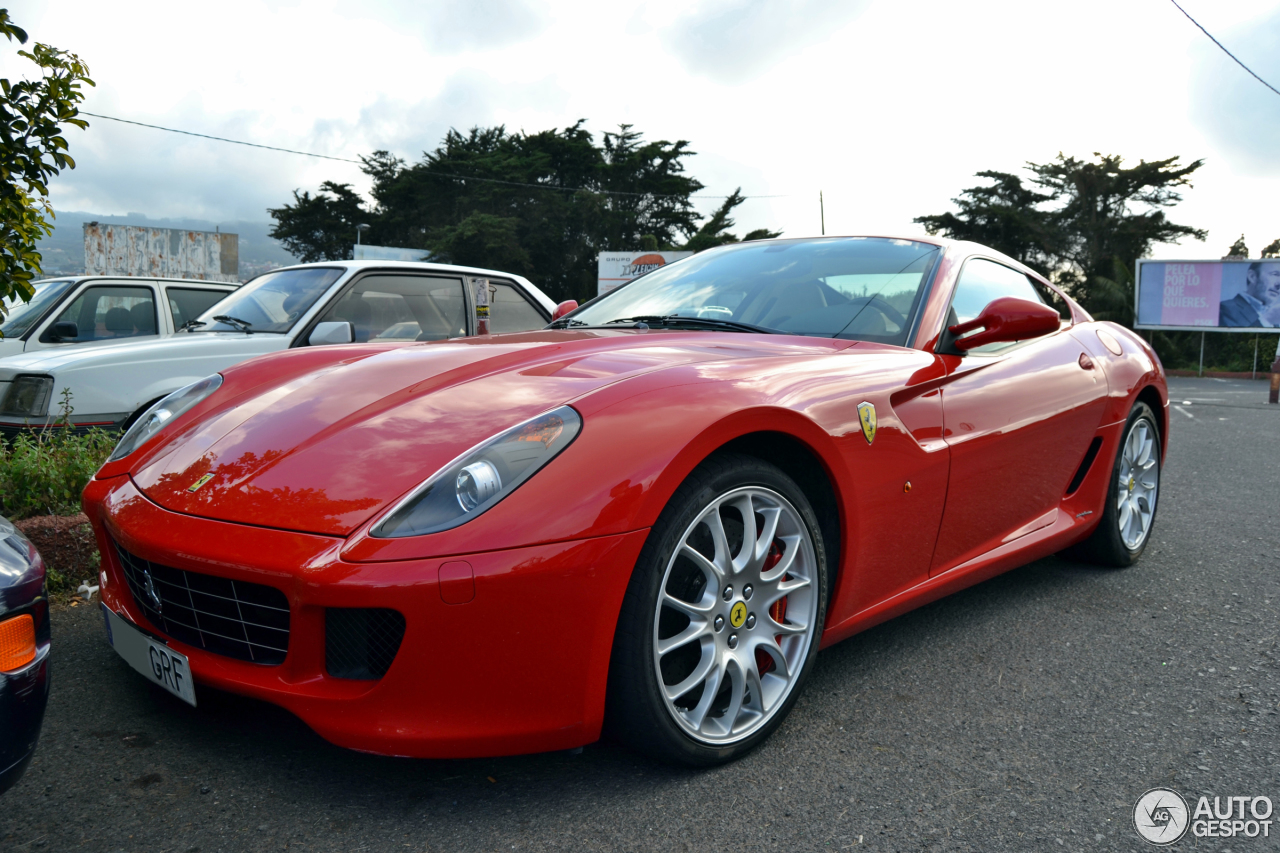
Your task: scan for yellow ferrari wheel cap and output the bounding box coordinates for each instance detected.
[730,601,747,629]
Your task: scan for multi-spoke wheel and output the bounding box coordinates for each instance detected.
[1066,401,1162,567]
[607,454,828,766]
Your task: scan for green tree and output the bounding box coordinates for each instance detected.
[270,123,781,303]
[1224,234,1248,258]
[0,9,93,317]
[1261,238,1280,258]
[915,153,1206,316]
[681,189,782,253]
[266,181,368,262]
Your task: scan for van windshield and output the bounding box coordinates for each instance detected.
[1,279,76,338]
[191,268,344,333]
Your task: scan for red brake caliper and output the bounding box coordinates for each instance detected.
[756,540,787,676]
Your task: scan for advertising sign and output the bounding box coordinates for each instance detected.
[597,251,693,296]
[1135,259,1280,331]
[84,223,239,282]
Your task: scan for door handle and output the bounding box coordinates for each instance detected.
[1078,353,1096,370]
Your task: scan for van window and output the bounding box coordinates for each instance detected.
[47,285,157,342]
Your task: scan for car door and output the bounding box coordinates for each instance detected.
[308,273,469,344]
[36,282,161,347]
[929,258,1107,575]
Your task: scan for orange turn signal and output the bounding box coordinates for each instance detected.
[0,614,36,671]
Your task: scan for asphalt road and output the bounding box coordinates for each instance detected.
[2,376,1277,852]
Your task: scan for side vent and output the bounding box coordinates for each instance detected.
[325,608,406,680]
[1065,437,1103,496]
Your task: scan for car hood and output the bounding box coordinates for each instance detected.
[0,331,279,375]
[130,330,854,536]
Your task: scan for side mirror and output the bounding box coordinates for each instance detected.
[947,297,1060,352]
[551,300,578,321]
[50,320,79,341]
[308,321,354,346]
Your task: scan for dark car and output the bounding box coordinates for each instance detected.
[0,515,50,795]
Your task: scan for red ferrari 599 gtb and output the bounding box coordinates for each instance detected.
[85,237,1166,765]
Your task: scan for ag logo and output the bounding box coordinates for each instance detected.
[729,601,747,629]
[188,473,214,493]
[857,401,877,445]
[1133,787,1189,845]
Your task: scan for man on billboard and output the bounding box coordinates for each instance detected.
[1219,261,1280,327]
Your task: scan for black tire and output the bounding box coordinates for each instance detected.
[1065,401,1161,567]
[605,453,829,766]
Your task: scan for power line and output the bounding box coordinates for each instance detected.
[1166,0,1280,98]
[79,110,783,201]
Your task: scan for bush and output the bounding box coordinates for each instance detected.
[0,389,116,520]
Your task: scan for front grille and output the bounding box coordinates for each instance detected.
[325,608,406,680]
[114,540,290,665]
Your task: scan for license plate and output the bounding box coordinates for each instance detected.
[102,604,197,707]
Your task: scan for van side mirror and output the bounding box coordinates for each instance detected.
[552,300,578,321]
[50,320,79,341]
[308,321,354,346]
[947,297,1061,352]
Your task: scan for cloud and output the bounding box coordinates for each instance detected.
[1188,7,1280,176]
[663,0,871,84]
[363,0,548,52]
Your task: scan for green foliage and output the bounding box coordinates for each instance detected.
[1262,238,1280,259]
[269,123,778,303]
[0,10,93,315]
[681,189,782,253]
[266,181,367,262]
[0,388,114,519]
[915,153,1206,316]
[1224,234,1248,258]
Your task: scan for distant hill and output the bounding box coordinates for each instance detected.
[37,210,300,279]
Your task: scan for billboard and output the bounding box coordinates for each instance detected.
[353,244,433,262]
[83,223,239,282]
[597,251,693,296]
[1135,259,1280,331]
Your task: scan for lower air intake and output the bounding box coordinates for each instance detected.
[325,608,406,680]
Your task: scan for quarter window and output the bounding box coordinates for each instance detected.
[46,285,157,342]
[487,282,547,333]
[168,288,228,329]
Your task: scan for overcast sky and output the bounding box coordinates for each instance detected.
[4,0,1278,259]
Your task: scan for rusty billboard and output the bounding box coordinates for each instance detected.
[83,223,239,282]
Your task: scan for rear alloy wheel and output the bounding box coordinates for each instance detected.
[1067,401,1161,567]
[607,454,828,765]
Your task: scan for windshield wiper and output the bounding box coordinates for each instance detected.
[603,315,775,334]
[212,315,253,333]
[177,319,206,332]
[548,317,588,329]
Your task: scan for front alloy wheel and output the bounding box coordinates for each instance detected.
[608,453,828,765]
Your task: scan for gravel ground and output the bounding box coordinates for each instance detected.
[2,376,1277,852]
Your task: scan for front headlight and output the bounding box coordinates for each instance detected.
[108,374,224,462]
[0,375,54,417]
[374,406,581,538]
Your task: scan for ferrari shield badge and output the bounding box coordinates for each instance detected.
[857,402,877,445]
[188,473,214,493]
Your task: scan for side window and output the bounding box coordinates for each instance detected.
[488,282,548,333]
[168,288,229,329]
[949,259,1046,326]
[314,275,467,344]
[45,285,157,343]
[1031,279,1072,321]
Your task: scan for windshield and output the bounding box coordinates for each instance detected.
[191,267,344,333]
[0,278,76,339]
[570,238,942,345]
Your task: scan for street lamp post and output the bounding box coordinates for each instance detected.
[355,223,370,246]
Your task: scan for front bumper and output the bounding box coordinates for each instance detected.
[84,475,647,758]
[0,646,51,795]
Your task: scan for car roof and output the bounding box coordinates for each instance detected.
[32,276,238,288]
